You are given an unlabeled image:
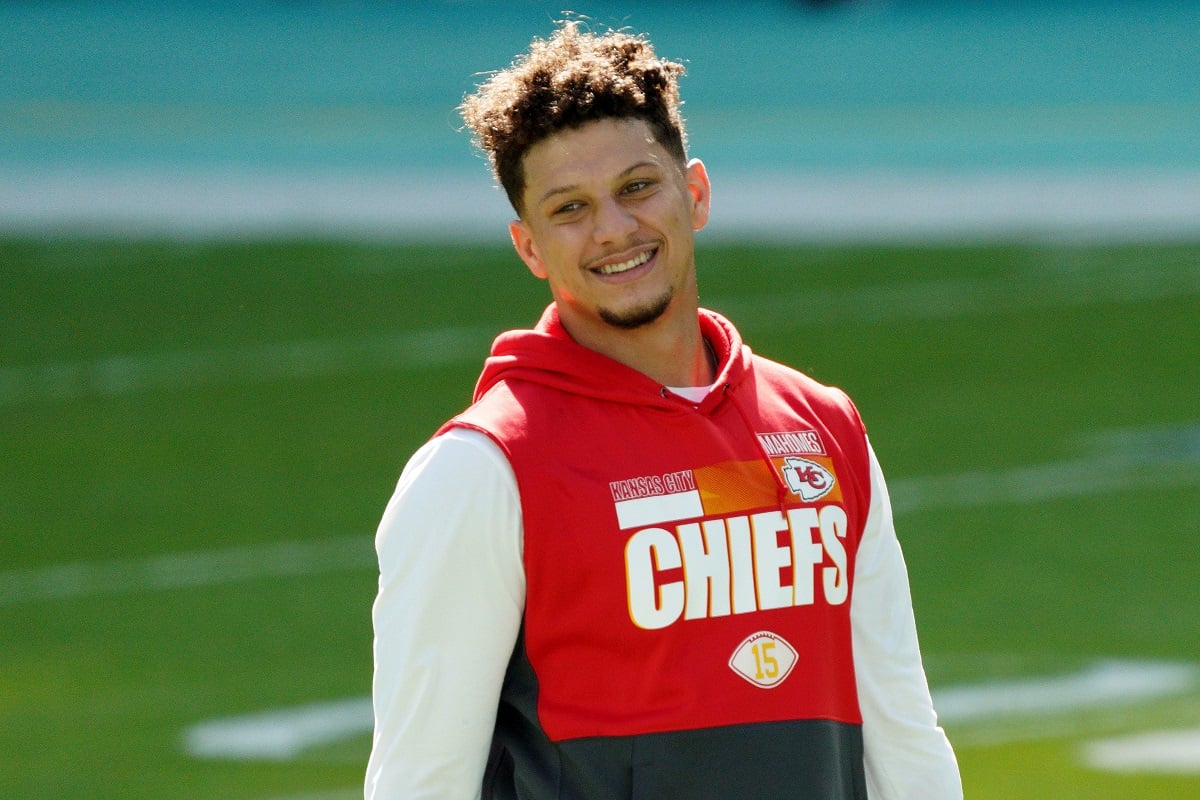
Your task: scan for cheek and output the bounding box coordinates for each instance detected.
[551,226,590,259]
[534,239,581,284]
[655,192,696,230]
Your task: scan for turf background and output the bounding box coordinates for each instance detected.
[2,236,1198,799]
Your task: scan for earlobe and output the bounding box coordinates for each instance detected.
[509,219,548,279]
[686,159,712,232]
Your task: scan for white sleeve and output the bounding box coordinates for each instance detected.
[851,437,962,800]
[365,428,525,800]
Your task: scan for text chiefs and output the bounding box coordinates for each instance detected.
[624,505,849,630]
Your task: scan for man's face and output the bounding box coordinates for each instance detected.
[509,117,711,341]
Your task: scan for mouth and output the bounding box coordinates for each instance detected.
[591,247,657,277]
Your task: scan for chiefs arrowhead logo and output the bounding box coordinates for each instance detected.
[781,456,836,502]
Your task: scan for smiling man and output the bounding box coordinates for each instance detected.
[366,21,961,800]
[508,117,710,386]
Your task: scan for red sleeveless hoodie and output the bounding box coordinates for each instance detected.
[441,305,873,799]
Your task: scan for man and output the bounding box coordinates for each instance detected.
[366,21,961,800]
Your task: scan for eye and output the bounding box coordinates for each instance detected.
[552,200,584,216]
[623,179,653,194]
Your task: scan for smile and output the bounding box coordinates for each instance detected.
[593,248,655,276]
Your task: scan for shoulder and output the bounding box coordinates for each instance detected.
[439,379,531,447]
[390,428,515,518]
[749,353,866,434]
[379,427,520,568]
[440,376,581,457]
[413,426,511,474]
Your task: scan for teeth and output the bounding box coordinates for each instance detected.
[596,249,653,275]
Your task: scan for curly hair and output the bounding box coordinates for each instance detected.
[459,21,688,214]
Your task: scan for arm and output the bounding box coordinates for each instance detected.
[365,428,525,800]
[852,438,962,799]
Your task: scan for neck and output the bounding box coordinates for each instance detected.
[563,308,714,388]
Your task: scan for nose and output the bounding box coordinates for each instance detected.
[592,195,638,245]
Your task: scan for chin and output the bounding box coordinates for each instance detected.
[598,291,673,330]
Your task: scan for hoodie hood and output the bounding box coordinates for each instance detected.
[473,304,753,414]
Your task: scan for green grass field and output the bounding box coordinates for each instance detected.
[2,235,1198,799]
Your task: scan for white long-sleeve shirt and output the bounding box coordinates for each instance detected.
[366,428,961,799]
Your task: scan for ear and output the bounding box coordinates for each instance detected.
[509,219,548,279]
[685,158,712,232]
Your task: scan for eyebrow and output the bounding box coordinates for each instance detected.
[535,161,661,209]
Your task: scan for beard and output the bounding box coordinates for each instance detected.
[598,288,674,330]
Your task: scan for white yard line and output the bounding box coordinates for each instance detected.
[6,256,1198,406]
[0,326,496,406]
[1083,728,1200,774]
[184,697,374,761]
[933,660,1198,726]
[252,791,362,800]
[890,423,1200,514]
[183,659,1197,763]
[889,448,1200,515]
[0,534,375,606]
[715,253,1200,325]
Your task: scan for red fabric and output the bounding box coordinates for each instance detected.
[442,306,871,742]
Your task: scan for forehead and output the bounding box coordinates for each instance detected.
[521,118,674,197]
